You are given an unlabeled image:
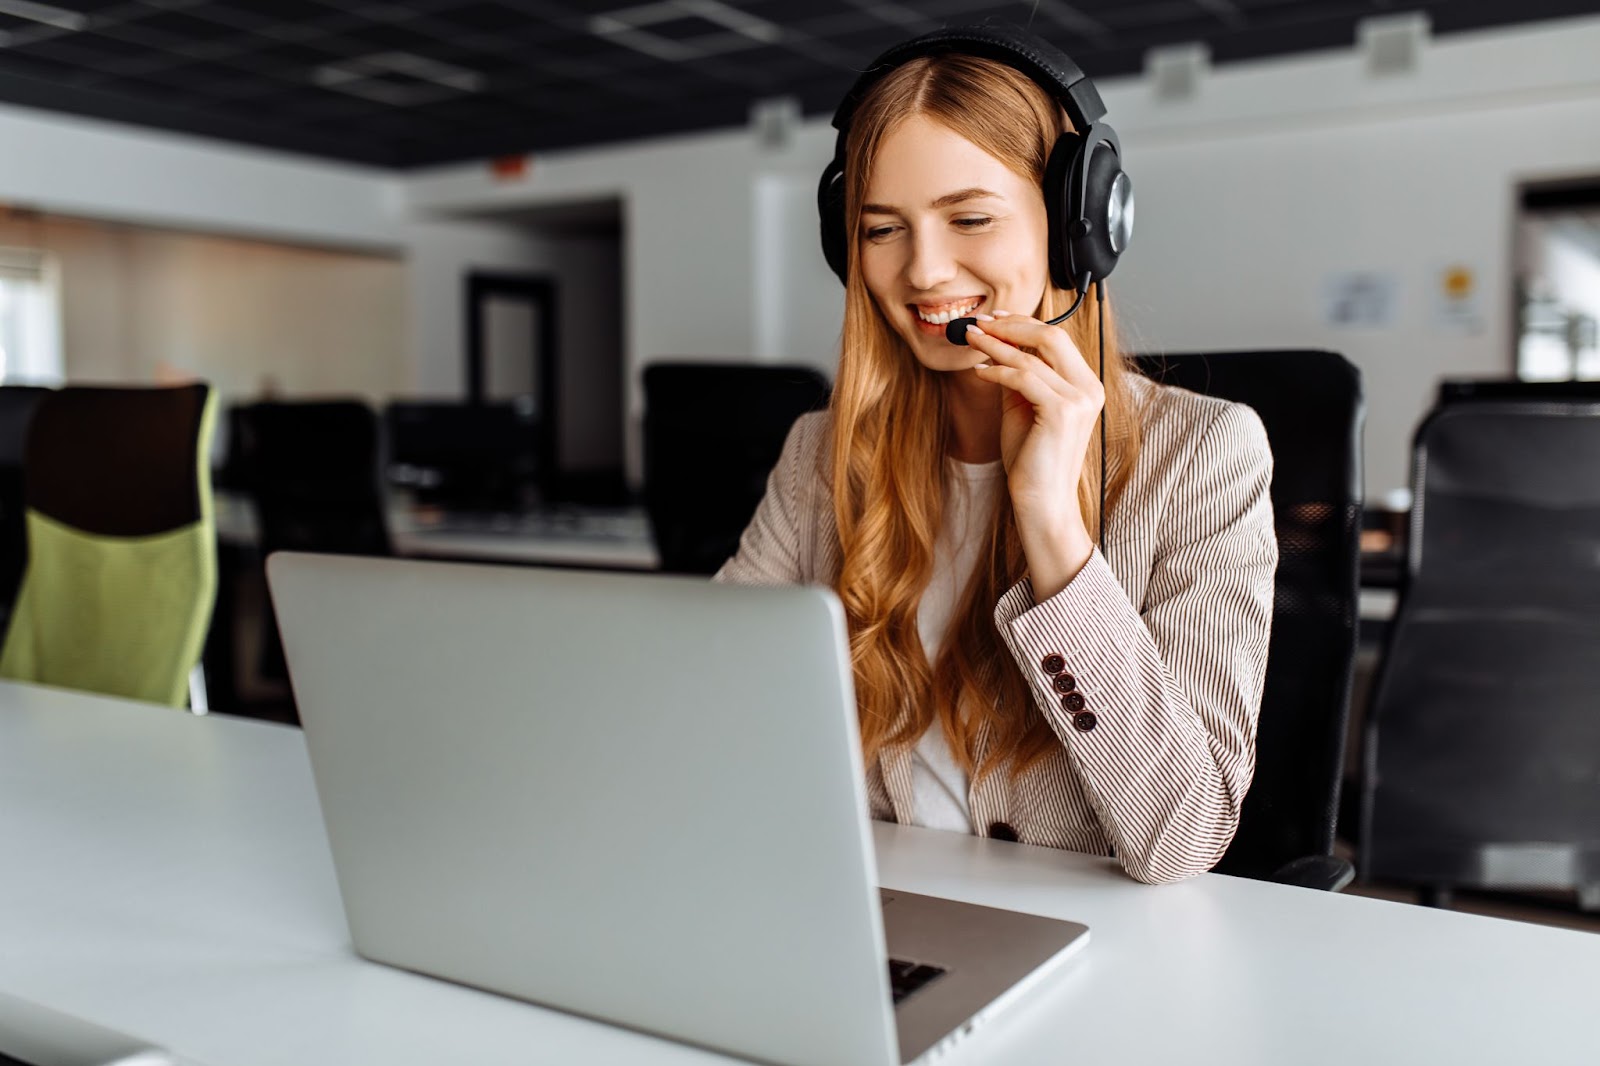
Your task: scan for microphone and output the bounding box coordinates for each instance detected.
[944,276,1093,345]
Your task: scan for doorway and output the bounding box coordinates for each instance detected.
[461,198,628,505]
[465,271,557,498]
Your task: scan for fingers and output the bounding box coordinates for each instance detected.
[971,359,1058,412]
[967,322,1103,430]
[963,324,1069,399]
[981,311,1104,399]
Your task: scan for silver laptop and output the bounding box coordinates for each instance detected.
[268,552,1088,1066]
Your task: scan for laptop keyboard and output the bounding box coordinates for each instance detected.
[888,958,947,1004]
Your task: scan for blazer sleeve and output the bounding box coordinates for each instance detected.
[993,401,1277,885]
[712,414,815,587]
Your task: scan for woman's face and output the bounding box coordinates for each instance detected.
[858,113,1050,373]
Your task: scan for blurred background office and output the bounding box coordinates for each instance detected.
[2,1,1599,926]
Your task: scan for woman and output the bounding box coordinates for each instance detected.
[716,35,1276,886]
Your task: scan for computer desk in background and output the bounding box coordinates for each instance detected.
[213,488,661,571]
[2,680,1597,1066]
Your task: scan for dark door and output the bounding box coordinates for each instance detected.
[465,272,557,498]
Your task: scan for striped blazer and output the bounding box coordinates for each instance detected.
[714,373,1276,885]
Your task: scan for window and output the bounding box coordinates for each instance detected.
[0,247,63,385]
[1515,181,1600,381]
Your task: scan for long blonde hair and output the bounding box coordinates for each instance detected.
[831,53,1143,781]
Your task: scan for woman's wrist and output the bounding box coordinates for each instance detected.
[1014,504,1096,603]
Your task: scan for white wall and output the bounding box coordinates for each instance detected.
[1105,17,1600,497]
[0,102,402,251]
[404,13,1600,499]
[0,100,577,408]
[0,214,408,400]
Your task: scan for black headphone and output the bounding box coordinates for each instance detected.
[816,23,1134,335]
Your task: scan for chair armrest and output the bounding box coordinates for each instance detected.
[1269,854,1356,892]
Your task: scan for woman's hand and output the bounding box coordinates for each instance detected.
[964,311,1103,600]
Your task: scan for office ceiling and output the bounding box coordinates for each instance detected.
[0,0,1597,169]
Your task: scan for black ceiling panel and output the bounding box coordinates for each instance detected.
[0,0,1595,169]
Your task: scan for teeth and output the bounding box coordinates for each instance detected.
[916,300,980,324]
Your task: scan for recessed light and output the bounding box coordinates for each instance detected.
[0,0,86,45]
[590,0,780,63]
[0,0,86,31]
[314,52,485,107]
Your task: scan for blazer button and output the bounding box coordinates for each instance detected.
[1052,672,1077,694]
[1063,691,1086,712]
[1073,711,1098,732]
[1040,653,1066,675]
[988,821,1019,842]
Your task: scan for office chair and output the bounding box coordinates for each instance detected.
[0,385,50,643]
[0,384,217,708]
[1135,351,1365,891]
[231,400,392,683]
[643,363,831,575]
[384,400,534,512]
[235,400,392,559]
[1359,398,1600,909]
[1437,377,1600,404]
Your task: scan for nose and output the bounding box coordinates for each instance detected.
[904,226,958,293]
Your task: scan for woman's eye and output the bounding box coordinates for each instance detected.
[863,225,897,240]
[954,217,994,230]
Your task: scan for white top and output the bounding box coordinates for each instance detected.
[5,680,1600,1066]
[911,457,1006,834]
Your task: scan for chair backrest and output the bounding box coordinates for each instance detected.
[384,400,533,512]
[1134,351,1365,880]
[0,385,51,640]
[643,363,831,575]
[232,400,391,558]
[0,384,217,707]
[1437,377,1600,405]
[1360,399,1600,893]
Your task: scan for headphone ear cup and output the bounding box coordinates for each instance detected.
[817,160,849,285]
[1042,131,1081,292]
[1075,141,1126,282]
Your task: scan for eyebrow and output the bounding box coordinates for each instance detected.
[860,187,1004,215]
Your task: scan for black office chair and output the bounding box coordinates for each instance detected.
[1359,398,1600,909]
[384,401,534,512]
[1135,351,1364,891]
[643,363,831,575]
[0,385,50,643]
[1437,377,1600,404]
[232,400,392,683]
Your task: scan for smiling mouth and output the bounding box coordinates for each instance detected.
[910,297,984,325]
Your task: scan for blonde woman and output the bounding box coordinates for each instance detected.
[716,27,1276,885]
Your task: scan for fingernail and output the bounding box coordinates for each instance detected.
[965,324,984,335]
[973,313,995,322]
[992,310,1013,318]
[973,362,990,369]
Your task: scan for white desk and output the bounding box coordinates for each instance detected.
[2,681,1597,1066]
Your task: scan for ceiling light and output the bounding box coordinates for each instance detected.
[0,0,85,45]
[591,0,780,63]
[315,52,485,107]
[0,0,85,31]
